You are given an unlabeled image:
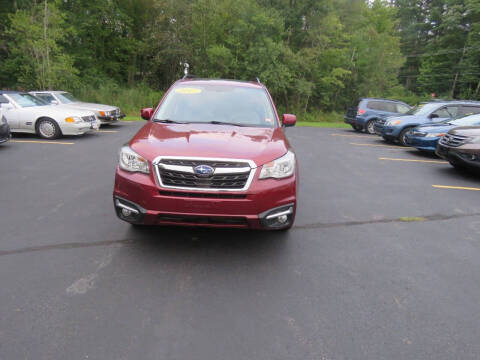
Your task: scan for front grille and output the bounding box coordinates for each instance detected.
[159,191,247,199]
[111,109,120,116]
[82,115,96,122]
[154,158,253,191]
[439,133,470,147]
[160,159,250,168]
[157,214,248,226]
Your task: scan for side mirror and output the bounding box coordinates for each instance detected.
[282,114,296,127]
[141,108,153,121]
[429,113,439,119]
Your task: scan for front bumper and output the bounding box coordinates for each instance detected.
[98,114,125,124]
[436,144,480,169]
[61,121,99,135]
[0,123,11,144]
[379,125,402,139]
[113,167,297,229]
[405,134,439,152]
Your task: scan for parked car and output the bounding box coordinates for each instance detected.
[344,98,411,134]
[30,91,125,125]
[436,126,480,171]
[0,109,11,145]
[113,78,298,230]
[0,91,99,139]
[405,113,480,153]
[374,101,480,146]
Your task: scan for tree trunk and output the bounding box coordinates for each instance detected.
[43,0,50,89]
[451,43,467,99]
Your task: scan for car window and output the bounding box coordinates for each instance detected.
[396,104,410,113]
[0,95,9,104]
[431,107,453,118]
[366,101,385,111]
[36,94,56,103]
[459,105,480,117]
[154,85,277,127]
[445,106,459,117]
[56,92,79,104]
[7,93,48,107]
[406,103,440,115]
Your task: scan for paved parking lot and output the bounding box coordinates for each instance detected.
[1,123,480,360]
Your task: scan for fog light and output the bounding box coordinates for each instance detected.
[278,214,288,224]
[259,204,295,229]
[121,208,132,217]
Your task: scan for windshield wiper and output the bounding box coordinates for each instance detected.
[201,121,249,127]
[154,119,186,124]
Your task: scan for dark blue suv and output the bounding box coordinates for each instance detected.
[344,98,411,134]
[374,100,480,146]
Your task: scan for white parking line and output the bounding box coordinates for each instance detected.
[379,157,447,164]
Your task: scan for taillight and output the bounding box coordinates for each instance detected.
[357,109,366,115]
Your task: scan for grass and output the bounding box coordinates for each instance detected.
[122,117,349,128]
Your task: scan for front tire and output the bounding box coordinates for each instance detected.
[398,127,412,146]
[365,119,376,134]
[36,118,61,139]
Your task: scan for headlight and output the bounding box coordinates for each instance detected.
[99,111,110,117]
[65,116,82,123]
[259,151,295,179]
[386,119,402,126]
[425,133,445,138]
[119,146,149,174]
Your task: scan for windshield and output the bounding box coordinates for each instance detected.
[405,103,442,116]
[57,92,79,104]
[8,93,48,107]
[448,114,480,127]
[154,84,277,127]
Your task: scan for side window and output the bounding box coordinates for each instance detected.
[0,95,9,104]
[445,106,459,118]
[459,106,480,117]
[431,107,453,118]
[384,102,397,113]
[37,94,55,103]
[366,101,382,111]
[396,104,410,114]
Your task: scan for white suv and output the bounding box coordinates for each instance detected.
[0,91,99,139]
[30,91,125,125]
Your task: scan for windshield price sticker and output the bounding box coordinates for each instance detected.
[175,88,202,94]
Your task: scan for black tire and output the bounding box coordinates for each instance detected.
[449,161,468,172]
[36,118,61,139]
[365,119,376,134]
[398,127,413,146]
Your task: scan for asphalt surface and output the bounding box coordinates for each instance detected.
[1,123,480,360]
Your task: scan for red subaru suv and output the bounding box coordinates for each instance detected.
[113,78,298,230]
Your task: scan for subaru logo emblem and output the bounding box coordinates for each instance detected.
[194,165,215,178]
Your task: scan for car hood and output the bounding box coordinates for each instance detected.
[449,126,480,136]
[130,122,291,167]
[388,115,425,124]
[414,123,452,133]
[62,102,118,112]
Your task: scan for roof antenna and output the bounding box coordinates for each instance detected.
[256,77,261,84]
[181,61,190,79]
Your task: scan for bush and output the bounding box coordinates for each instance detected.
[73,82,164,116]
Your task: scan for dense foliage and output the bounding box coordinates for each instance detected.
[0,0,477,114]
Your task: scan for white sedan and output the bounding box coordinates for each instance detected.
[0,91,99,139]
[30,91,125,125]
